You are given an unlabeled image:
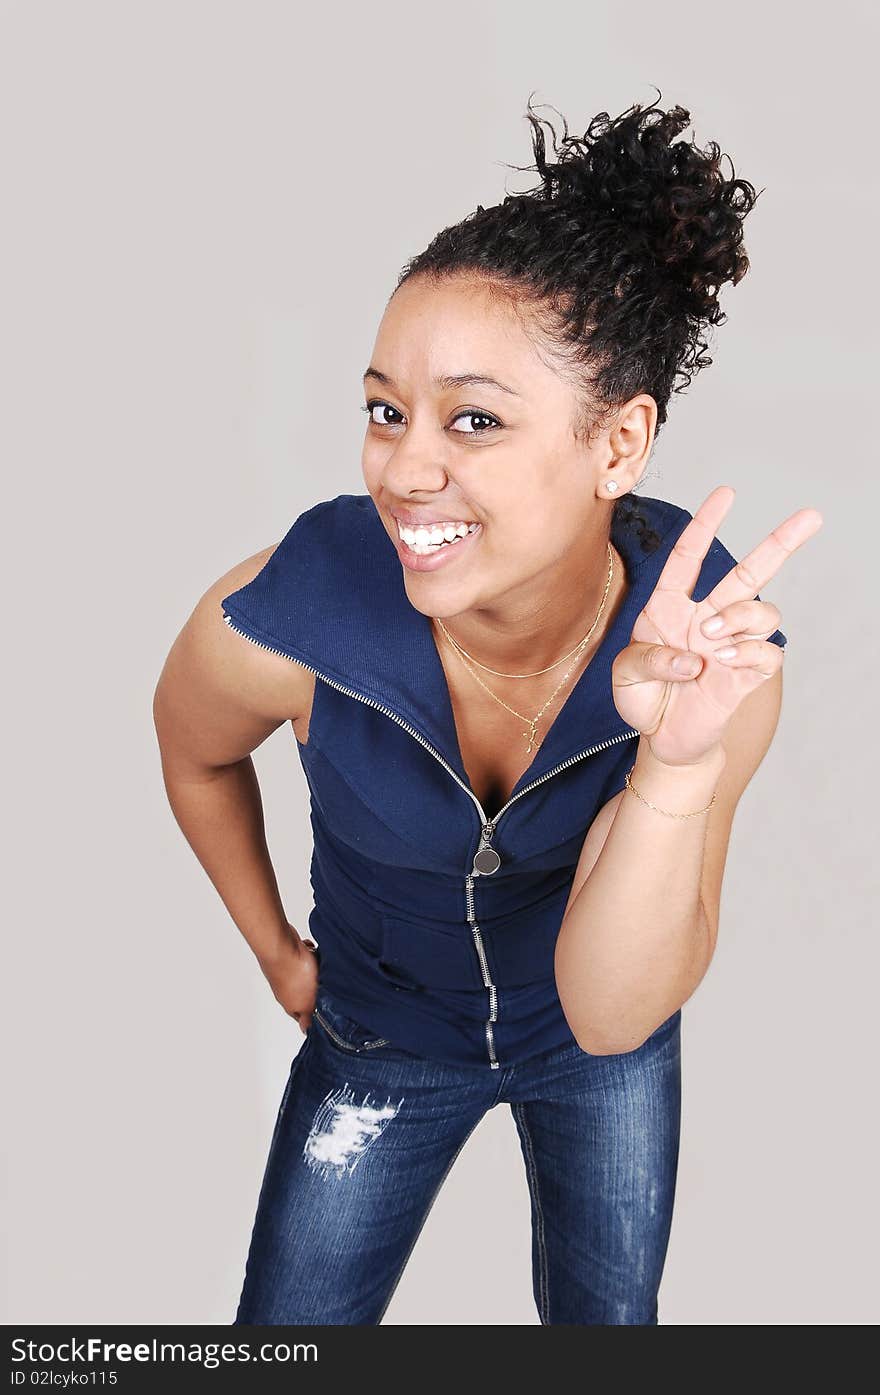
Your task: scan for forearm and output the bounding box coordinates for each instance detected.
[554,736,727,1053]
[158,751,298,973]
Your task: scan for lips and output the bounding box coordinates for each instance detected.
[391,510,479,529]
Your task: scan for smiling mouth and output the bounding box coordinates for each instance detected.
[395,518,480,555]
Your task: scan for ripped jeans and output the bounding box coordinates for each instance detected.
[233,988,681,1326]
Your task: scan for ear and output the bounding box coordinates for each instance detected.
[598,393,657,498]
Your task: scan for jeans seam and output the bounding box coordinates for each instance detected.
[512,1102,550,1325]
[265,1033,314,1158]
[374,1114,484,1325]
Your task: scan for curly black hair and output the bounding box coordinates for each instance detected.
[396,88,761,554]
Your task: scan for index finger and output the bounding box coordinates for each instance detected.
[655,485,737,596]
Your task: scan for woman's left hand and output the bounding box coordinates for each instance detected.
[611,485,823,767]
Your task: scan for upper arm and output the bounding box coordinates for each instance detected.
[152,543,312,771]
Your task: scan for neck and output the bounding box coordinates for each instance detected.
[432,540,626,677]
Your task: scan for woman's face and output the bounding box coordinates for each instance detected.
[361,273,652,621]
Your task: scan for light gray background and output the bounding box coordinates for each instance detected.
[3,0,877,1325]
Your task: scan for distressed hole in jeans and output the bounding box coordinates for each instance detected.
[303,1083,404,1180]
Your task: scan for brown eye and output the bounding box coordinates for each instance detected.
[363,401,404,426]
[451,410,502,434]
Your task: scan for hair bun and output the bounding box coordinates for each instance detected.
[520,88,760,317]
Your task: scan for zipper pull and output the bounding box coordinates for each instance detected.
[472,821,501,875]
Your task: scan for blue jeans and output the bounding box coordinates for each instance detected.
[234,989,682,1325]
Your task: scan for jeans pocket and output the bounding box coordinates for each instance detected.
[312,989,394,1054]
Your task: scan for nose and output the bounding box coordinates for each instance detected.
[378,429,449,498]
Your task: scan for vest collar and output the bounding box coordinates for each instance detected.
[222,492,689,802]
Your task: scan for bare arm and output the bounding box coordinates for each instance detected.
[555,667,783,1053]
[152,544,319,1029]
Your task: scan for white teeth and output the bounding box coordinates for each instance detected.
[396,519,480,549]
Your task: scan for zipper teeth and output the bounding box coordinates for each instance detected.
[313,1008,391,1052]
[495,725,637,821]
[466,871,500,1069]
[222,611,637,834]
[469,923,492,984]
[485,1021,498,1068]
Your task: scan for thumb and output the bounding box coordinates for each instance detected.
[625,641,704,681]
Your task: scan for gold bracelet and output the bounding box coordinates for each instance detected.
[623,765,718,819]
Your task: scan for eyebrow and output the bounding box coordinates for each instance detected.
[362,366,521,398]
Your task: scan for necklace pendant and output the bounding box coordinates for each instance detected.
[524,720,538,753]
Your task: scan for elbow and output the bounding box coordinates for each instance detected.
[567,1014,644,1056]
[558,987,650,1056]
[557,964,673,1056]
[570,1012,667,1056]
[574,1011,685,1057]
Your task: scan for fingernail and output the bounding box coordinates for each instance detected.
[715,645,737,660]
[673,654,701,675]
[702,616,724,635]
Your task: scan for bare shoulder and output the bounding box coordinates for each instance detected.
[152,543,314,768]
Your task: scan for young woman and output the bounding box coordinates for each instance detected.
[153,93,820,1325]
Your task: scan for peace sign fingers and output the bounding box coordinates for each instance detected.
[654,483,823,610]
[702,503,824,616]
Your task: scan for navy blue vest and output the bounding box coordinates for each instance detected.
[221,494,787,1070]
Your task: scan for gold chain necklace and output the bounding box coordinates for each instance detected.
[434,542,614,679]
[434,543,615,754]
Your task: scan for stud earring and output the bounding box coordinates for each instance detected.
[605,480,619,493]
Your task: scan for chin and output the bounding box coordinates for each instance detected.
[401,571,475,617]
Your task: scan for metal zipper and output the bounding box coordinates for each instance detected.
[312,1007,391,1052]
[466,871,499,1069]
[222,610,639,1069]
